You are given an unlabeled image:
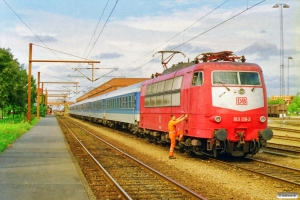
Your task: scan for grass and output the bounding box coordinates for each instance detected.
[0,116,40,153]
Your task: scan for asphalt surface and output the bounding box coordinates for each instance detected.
[0,115,92,200]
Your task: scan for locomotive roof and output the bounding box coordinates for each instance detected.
[72,81,143,106]
[162,61,258,75]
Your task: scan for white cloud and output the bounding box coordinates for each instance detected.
[1,1,299,100]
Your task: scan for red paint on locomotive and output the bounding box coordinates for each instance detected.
[139,51,272,157]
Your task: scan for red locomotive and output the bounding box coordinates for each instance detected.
[138,51,273,157]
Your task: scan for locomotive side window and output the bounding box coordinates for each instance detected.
[146,84,152,95]
[163,94,171,106]
[164,79,173,91]
[145,97,150,107]
[156,95,163,106]
[172,76,183,90]
[157,81,165,93]
[172,92,180,106]
[192,72,203,86]
[150,96,156,107]
[151,83,158,94]
[239,72,260,85]
[144,76,182,107]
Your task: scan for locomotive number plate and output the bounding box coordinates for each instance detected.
[233,116,251,122]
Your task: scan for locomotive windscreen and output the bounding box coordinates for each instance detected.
[213,71,260,86]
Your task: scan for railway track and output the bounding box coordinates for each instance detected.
[57,116,205,200]
[268,126,300,134]
[214,157,300,187]
[260,143,300,158]
[272,135,300,142]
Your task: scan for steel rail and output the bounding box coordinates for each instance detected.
[269,126,300,133]
[211,158,300,186]
[63,117,206,200]
[58,117,132,200]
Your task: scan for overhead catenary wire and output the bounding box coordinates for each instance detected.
[32,43,98,61]
[82,0,110,58]
[123,0,266,76]
[120,0,229,73]
[86,0,119,58]
[71,0,118,84]
[3,0,71,67]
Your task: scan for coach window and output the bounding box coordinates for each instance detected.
[123,97,126,109]
[192,72,203,86]
[132,95,136,108]
[128,96,131,108]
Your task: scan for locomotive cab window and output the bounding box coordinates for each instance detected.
[192,72,203,86]
[240,72,260,85]
[213,72,238,85]
[212,71,261,86]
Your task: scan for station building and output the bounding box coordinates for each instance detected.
[76,78,149,103]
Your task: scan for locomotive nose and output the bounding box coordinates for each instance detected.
[261,128,273,140]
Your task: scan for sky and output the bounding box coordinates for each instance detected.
[0,0,299,103]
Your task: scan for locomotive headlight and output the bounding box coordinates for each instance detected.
[260,116,266,123]
[209,116,221,123]
[215,116,222,122]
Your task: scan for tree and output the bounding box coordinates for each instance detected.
[268,98,285,105]
[0,48,34,118]
[288,94,300,115]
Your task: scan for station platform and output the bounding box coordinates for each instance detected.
[0,115,94,200]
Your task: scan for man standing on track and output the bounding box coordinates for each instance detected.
[168,114,188,159]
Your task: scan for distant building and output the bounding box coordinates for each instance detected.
[269,95,294,105]
[76,78,149,102]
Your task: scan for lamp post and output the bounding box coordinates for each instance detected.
[273,3,289,124]
[273,3,289,101]
[287,56,293,96]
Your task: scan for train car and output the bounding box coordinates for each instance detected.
[70,82,143,131]
[70,51,273,158]
[139,51,273,157]
[268,104,287,117]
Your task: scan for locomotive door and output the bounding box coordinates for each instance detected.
[183,71,192,131]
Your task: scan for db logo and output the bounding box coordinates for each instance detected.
[236,97,248,105]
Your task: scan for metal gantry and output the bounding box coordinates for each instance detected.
[28,43,100,122]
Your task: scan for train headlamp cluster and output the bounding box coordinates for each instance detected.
[209,116,222,123]
[260,116,266,123]
[215,116,222,122]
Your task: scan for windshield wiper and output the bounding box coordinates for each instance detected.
[217,81,230,91]
[251,82,261,91]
